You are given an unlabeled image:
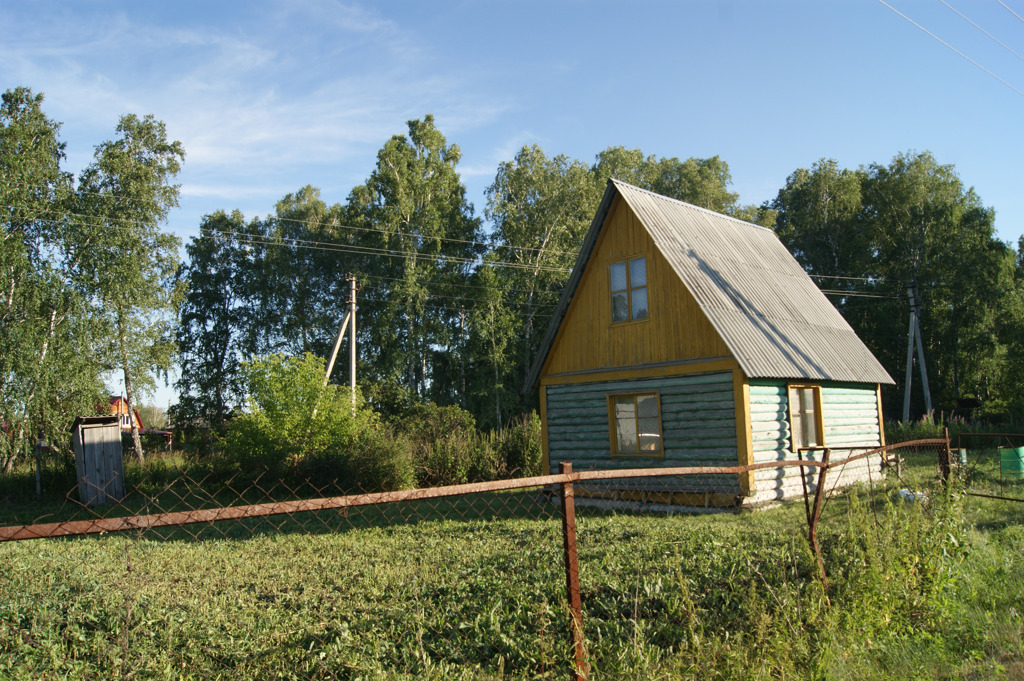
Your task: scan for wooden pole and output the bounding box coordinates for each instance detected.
[348,275,357,409]
[322,312,350,390]
[903,285,917,423]
[914,308,933,417]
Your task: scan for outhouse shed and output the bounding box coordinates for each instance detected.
[526,180,895,507]
[70,415,125,506]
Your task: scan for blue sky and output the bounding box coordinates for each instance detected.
[3,0,1023,405]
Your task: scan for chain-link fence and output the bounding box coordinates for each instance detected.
[2,434,1016,679]
[951,432,1024,505]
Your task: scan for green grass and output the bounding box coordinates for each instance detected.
[1,452,1023,679]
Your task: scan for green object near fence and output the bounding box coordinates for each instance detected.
[999,446,1024,480]
[958,448,968,466]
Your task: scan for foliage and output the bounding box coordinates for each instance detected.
[482,145,600,424]
[494,411,543,477]
[346,115,483,403]
[173,210,267,430]
[1,462,1020,679]
[223,353,377,477]
[1,87,117,471]
[773,152,1021,421]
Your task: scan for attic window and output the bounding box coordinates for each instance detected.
[609,392,662,456]
[610,257,648,322]
[788,385,823,450]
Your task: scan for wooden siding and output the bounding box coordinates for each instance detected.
[545,371,740,496]
[746,380,883,505]
[542,196,731,377]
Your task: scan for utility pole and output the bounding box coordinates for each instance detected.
[317,274,358,418]
[902,281,933,422]
[348,275,357,409]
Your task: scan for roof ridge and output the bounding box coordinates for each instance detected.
[609,178,775,234]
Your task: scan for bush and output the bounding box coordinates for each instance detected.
[222,353,377,481]
[494,412,543,477]
[398,401,479,487]
[296,428,415,493]
[348,428,415,492]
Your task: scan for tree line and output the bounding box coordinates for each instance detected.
[4,85,1023,471]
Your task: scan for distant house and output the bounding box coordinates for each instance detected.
[525,180,895,507]
[108,396,144,433]
[105,396,173,450]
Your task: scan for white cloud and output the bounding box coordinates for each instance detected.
[0,0,513,210]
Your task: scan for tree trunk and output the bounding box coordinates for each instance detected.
[494,361,503,432]
[117,314,144,462]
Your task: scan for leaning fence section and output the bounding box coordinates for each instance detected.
[1,435,992,679]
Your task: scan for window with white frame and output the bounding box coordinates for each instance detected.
[609,257,648,322]
[788,385,823,450]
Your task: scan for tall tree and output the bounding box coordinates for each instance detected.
[263,186,351,358]
[772,159,871,316]
[864,151,1008,414]
[593,147,747,214]
[484,145,600,419]
[347,115,482,401]
[0,87,104,470]
[77,114,184,460]
[773,151,1012,418]
[466,256,521,430]
[174,210,270,429]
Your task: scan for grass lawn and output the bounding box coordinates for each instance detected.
[1,451,1022,679]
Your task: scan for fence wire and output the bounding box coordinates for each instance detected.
[1,435,1020,679]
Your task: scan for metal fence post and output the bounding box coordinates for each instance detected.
[808,448,831,592]
[559,462,588,680]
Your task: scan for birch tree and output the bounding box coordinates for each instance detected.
[77,114,184,461]
[0,87,103,470]
[347,115,482,401]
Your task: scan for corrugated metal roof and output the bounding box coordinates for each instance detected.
[525,180,894,390]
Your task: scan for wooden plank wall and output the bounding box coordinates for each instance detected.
[543,197,730,377]
[75,423,125,506]
[747,380,883,506]
[545,371,739,495]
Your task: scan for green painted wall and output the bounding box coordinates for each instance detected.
[747,380,881,504]
[545,371,738,493]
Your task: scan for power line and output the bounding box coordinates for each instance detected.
[819,289,899,299]
[939,0,1024,64]
[997,0,1024,25]
[807,273,883,283]
[6,181,582,258]
[4,204,575,275]
[875,0,1024,98]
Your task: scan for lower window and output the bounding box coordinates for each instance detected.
[609,393,662,456]
[788,385,823,450]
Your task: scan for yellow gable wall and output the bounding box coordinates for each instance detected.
[543,196,733,377]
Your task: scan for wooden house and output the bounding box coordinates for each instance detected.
[526,180,894,508]
[108,396,144,433]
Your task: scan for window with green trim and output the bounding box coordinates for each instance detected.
[609,257,648,322]
[609,392,662,456]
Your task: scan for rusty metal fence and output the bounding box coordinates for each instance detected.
[952,432,1024,504]
[0,435,983,679]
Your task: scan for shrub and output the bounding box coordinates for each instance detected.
[222,353,377,479]
[296,428,415,493]
[495,412,543,477]
[399,401,480,487]
[348,428,415,492]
